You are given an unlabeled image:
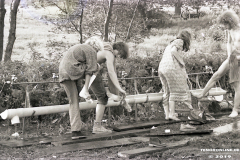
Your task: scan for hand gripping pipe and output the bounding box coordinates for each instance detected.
[0,88,227,124]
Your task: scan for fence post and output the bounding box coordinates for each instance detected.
[108,106,111,125]
[22,84,30,137]
[134,79,138,121]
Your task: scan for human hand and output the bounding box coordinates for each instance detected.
[191,91,204,99]
[119,88,126,95]
[229,54,236,63]
[108,93,121,102]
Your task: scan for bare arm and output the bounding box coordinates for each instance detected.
[105,51,126,94]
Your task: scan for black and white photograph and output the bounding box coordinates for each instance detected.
[0,0,240,159]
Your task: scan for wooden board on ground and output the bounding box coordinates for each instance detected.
[52,128,151,146]
[113,120,187,132]
[0,129,150,148]
[0,136,56,148]
[145,129,213,137]
[42,137,149,155]
[118,139,189,159]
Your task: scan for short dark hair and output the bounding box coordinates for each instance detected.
[218,10,239,29]
[113,42,129,59]
[176,30,191,52]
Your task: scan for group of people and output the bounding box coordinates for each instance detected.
[59,10,240,140]
[159,10,240,121]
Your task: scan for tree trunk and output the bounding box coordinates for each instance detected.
[3,0,20,62]
[174,0,182,15]
[114,14,118,42]
[104,0,113,42]
[79,0,84,44]
[0,0,6,62]
[137,0,147,29]
[126,0,140,40]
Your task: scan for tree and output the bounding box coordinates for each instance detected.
[104,0,113,42]
[137,0,147,29]
[79,0,84,43]
[3,0,20,62]
[51,0,86,43]
[174,0,182,15]
[126,0,140,40]
[0,0,6,62]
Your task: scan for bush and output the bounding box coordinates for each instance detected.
[0,51,230,108]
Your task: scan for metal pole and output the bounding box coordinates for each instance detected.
[134,79,138,121]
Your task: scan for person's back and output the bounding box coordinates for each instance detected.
[159,39,185,74]
[59,44,98,83]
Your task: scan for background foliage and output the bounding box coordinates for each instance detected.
[0,0,236,127]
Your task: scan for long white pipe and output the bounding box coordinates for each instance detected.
[0,93,163,120]
[0,88,227,122]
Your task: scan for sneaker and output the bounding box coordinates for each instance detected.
[180,124,196,132]
[71,131,86,140]
[92,126,112,134]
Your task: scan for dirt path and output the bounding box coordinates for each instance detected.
[1,113,240,159]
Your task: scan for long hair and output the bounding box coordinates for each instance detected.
[218,10,240,29]
[176,30,191,52]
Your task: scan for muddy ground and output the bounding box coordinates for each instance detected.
[1,110,240,160]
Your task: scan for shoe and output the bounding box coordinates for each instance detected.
[71,131,86,140]
[229,110,238,118]
[180,124,196,132]
[149,137,166,147]
[169,115,180,121]
[205,113,215,121]
[92,125,112,134]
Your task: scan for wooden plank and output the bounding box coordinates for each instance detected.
[0,129,150,148]
[145,129,213,137]
[0,136,56,148]
[52,129,151,146]
[118,139,189,159]
[112,120,187,132]
[43,137,149,155]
